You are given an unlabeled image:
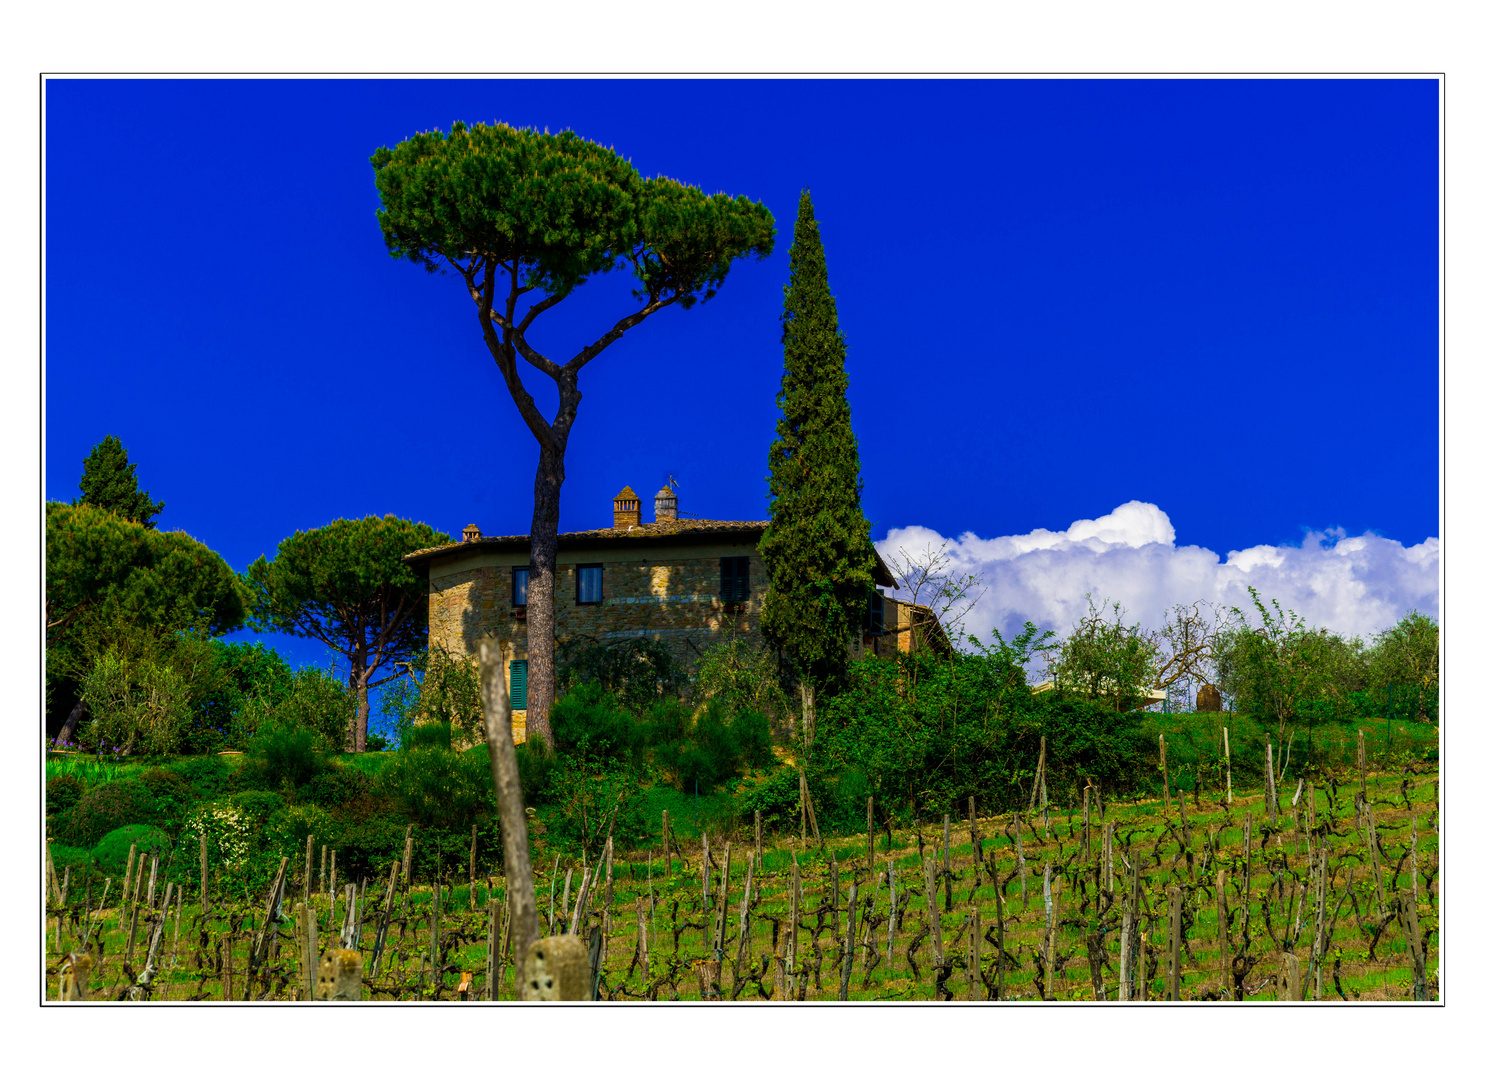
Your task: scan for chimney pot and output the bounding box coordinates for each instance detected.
[612,486,641,529]
[462,523,482,543]
[655,486,677,522]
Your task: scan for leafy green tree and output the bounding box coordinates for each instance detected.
[75,434,165,527]
[382,645,485,749]
[1041,595,1160,713]
[1367,610,1439,721]
[46,501,250,745]
[370,121,775,745]
[246,515,450,751]
[758,190,879,714]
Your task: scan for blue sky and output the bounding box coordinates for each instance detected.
[44,78,1440,690]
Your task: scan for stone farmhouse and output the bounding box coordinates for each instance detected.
[402,486,948,742]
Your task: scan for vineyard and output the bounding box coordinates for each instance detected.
[45,749,1439,1002]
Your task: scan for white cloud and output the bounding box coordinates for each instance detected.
[877,501,1439,656]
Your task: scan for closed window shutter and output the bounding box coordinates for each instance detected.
[721,557,749,602]
[509,660,527,710]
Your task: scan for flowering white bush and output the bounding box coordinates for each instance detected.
[185,802,254,870]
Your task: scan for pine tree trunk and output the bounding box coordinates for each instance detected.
[525,442,564,749]
[353,670,370,752]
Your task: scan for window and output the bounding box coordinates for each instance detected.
[511,566,529,607]
[509,660,527,710]
[867,591,886,635]
[576,564,603,604]
[720,556,749,603]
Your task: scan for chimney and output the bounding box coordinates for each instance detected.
[612,486,641,529]
[462,523,482,543]
[654,486,677,523]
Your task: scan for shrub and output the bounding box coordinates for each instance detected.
[376,744,492,832]
[78,650,192,757]
[240,720,326,791]
[302,762,374,811]
[266,804,338,855]
[652,698,772,795]
[551,682,644,766]
[53,778,158,847]
[332,815,412,881]
[164,755,232,798]
[382,646,484,749]
[139,767,197,826]
[48,842,94,878]
[235,667,354,752]
[90,824,171,876]
[46,774,85,817]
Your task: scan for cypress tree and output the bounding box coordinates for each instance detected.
[75,434,165,528]
[758,189,878,699]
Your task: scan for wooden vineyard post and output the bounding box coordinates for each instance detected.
[968,796,981,889]
[786,855,801,1000]
[734,853,754,989]
[1037,737,1049,828]
[369,860,399,978]
[1411,816,1420,910]
[1043,870,1061,1000]
[800,768,808,846]
[199,833,210,915]
[829,852,840,944]
[662,809,671,876]
[298,902,319,1001]
[839,882,858,1001]
[1310,840,1328,1000]
[754,809,762,862]
[1357,728,1368,803]
[1159,734,1170,816]
[400,826,413,908]
[120,843,136,932]
[1242,812,1253,898]
[1081,784,1091,862]
[1101,820,1115,894]
[1165,885,1183,1001]
[1223,726,1233,807]
[318,842,326,897]
[1361,801,1390,917]
[983,856,1005,1000]
[1014,813,1028,915]
[1265,740,1279,828]
[714,842,732,965]
[924,855,945,998]
[1400,894,1428,1001]
[1118,895,1135,1001]
[145,852,159,913]
[304,835,314,907]
[470,825,478,912]
[942,813,952,895]
[328,850,337,926]
[967,905,982,1002]
[1216,869,1231,999]
[701,832,710,913]
[867,796,875,872]
[885,859,898,979]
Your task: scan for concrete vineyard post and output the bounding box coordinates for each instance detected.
[318,842,326,897]
[485,895,501,1000]
[328,850,337,926]
[120,843,136,933]
[969,796,981,889]
[316,949,363,1002]
[145,853,158,914]
[60,953,91,1001]
[1357,729,1368,802]
[1278,952,1303,1001]
[714,842,731,965]
[989,858,1006,999]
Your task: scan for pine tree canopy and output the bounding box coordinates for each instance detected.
[75,434,165,528]
[758,190,879,690]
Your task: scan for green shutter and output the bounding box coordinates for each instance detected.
[509,660,527,710]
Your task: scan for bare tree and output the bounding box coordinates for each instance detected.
[1150,600,1230,692]
[882,542,985,642]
